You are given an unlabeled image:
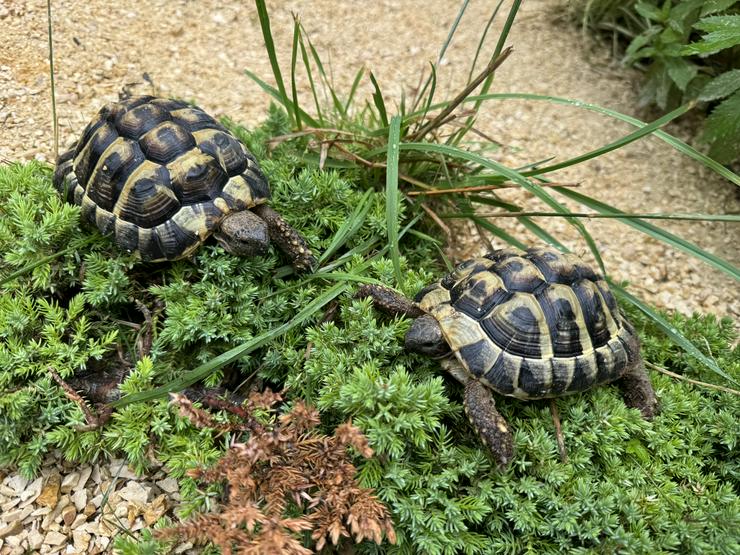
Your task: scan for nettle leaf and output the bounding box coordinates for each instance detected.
[681,15,740,56]
[635,0,666,22]
[624,27,661,63]
[665,57,698,91]
[701,0,739,17]
[701,89,740,163]
[699,69,740,101]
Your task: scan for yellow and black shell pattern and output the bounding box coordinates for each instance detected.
[53,96,270,261]
[416,247,640,399]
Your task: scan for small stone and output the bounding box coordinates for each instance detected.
[37,474,61,508]
[0,499,20,513]
[83,502,96,517]
[0,521,22,539]
[71,530,90,552]
[90,465,101,485]
[117,481,150,505]
[19,477,43,505]
[5,475,28,494]
[69,514,86,530]
[27,528,44,550]
[143,494,167,525]
[43,530,66,546]
[29,506,52,518]
[155,477,179,494]
[60,472,80,494]
[61,504,76,527]
[73,467,92,492]
[95,535,110,550]
[70,489,87,512]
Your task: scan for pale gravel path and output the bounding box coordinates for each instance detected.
[1,2,739,552]
[0,1,737,312]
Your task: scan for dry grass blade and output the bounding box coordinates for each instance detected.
[409,46,514,142]
[406,181,579,196]
[646,362,740,396]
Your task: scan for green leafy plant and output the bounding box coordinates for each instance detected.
[570,0,740,163]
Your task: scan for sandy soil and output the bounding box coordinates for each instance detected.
[1,0,737,319]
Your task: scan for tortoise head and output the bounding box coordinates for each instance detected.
[214,209,270,257]
[405,314,450,357]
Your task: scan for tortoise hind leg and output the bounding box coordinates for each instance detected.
[617,357,658,419]
[250,204,316,273]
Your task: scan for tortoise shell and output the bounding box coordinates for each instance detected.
[53,96,271,261]
[415,247,640,400]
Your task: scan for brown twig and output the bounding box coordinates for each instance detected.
[406,181,580,196]
[134,299,153,358]
[419,202,451,236]
[549,400,568,463]
[408,46,514,142]
[646,362,740,396]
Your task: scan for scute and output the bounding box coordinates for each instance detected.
[58,96,273,261]
[421,247,635,399]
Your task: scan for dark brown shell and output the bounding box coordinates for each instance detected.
[53,96,270,261]
[416,247,640,399]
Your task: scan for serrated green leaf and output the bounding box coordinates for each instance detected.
[635,0,665,22]
[665,57,698,91]
[699,69,740,101]
[682,15,740,56]
[701,90,740,163]
[701,0,739,17]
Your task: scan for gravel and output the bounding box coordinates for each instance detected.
[0,455,193,554]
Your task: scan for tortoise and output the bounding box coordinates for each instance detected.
[358,246,658,465]
[53,95,315,271]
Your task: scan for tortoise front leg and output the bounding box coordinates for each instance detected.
[251,204,316,273]
[444,360,514,466]
[464,378,515,466]
[618,357,658,419]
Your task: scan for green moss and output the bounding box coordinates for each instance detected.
[1,111,738,553]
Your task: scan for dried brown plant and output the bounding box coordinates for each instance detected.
[158,390,396,554]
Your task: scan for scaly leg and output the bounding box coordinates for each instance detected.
[251,203,316,273]
[618,357,658,419]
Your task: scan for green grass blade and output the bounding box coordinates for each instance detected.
[297,32,324,125]
[303,33,346,118]
[466,92,740,186]
[290,18,302,130]
[612,284,739,385]
[244,69,321,127]
[111,282,349,407]
[459,210,740,222]
[522,102,696,175]
[397,141,607,273]
[556,187,740,281]
[345,66,366,114]
[317,188,373,265]
[467,0,504,83]
[470,216,528,250]
[417,63,438,134]
[370,72,389,128]
[46,0,58,160]
[386,115,402,284]
[254,0,294,127]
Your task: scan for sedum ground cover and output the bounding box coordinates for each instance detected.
[0,105,738,553]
